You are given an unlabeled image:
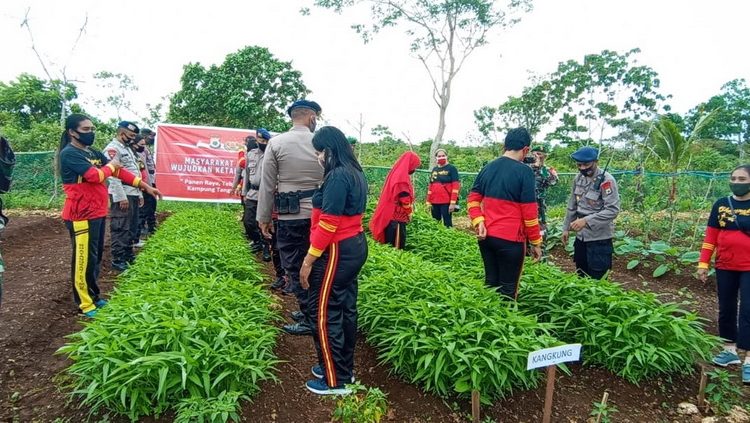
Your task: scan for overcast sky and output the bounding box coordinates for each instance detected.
[1,0,748,144]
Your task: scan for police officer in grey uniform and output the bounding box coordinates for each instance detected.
[232,135,264,251]
[258,100,323,336]
[139,128,157,236]
[561,146,620,280]
[105,121,144,272]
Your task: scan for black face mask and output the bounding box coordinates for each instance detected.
[258,143,267,152]
[76,131,95,146]
[579,167,595,177]
[135,145,145,153]
[730,183,750,197]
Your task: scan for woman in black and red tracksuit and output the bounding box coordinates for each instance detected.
[467,128,542,300]
[58,114,161,318]
[426,148,460,227]
[698,164,750,383]
[369,151,421,249]
[299,126,368,395]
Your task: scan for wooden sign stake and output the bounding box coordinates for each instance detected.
[697,365,708,410]
[594,392,609,423]
[542,365,556,423]
[471,389,481,423]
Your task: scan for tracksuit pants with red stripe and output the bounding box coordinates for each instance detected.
[308,232,368,388]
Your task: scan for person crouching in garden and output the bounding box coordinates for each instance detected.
[698,164,750,384]
[426,148,460,227]
[467,128,542,300]
[59,114,161,318]
[369,151,421,249]
[299,126,368,395]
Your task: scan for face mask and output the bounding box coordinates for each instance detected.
[135,145,145,153]
[258,143,267,152]
[76,131,95,146]
[730,183,750,197]
[437,158,447,166]
[579,167,595,177]
[309,117,317,133]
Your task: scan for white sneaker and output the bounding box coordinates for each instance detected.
[133,240,146,248]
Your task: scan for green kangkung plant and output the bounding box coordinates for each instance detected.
[58,210,280,422]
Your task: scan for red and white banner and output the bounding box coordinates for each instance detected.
[154,123,252,202]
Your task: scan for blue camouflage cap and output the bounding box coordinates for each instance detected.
[286,99,321,117]
[256,128,271,140]
[571,146,599,162]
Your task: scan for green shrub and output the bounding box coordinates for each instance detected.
[58,209,279,422]
[360,240,557,400]
[406,212,719,383]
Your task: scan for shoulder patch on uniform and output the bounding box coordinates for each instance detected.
[106,148,117,159]
[602,181,612,196]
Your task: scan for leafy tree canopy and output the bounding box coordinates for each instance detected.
[168,46,309,132]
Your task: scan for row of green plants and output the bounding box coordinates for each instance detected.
[358,239,559,401]
[407,212,719,383]
[57,209,279,422]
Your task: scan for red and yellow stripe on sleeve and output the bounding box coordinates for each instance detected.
[309,214,341,257]
[698,226,719,269]
[467,191,484,227]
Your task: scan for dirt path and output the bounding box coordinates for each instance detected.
[0,215,730,422]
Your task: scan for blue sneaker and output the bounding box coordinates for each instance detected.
[312,364,324,379]
[743,364,750,385]
[713,350,741,367]
[83,309,98,318]
[95,299,108,308]
[305,378,352,396]
[312,365,355,383]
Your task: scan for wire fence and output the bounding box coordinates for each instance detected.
[1,151,733,212]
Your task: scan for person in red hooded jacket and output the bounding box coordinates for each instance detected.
[369,151,421,249]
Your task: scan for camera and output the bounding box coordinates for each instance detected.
[523,156,536,164]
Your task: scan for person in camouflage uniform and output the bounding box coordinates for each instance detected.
[528,144,558,235]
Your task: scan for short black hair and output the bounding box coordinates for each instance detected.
[504,127,532,151]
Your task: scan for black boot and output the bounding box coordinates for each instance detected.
[291,310,305,322]
[270,276,286,290]
[283,322,312,336]
[262,243,272,262]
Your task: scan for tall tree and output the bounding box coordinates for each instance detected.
[92,71,138,122]
[168,46,309,131]
[0,73,78,151]
[309,0,533,167]
[475,49,669,148]
[687,78,750,159]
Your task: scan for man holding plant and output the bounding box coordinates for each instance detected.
[561,146,620,280]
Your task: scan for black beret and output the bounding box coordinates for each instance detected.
[570,146,599,162]
[504,128,532,151]
[118,121,140,134]
[140,128,154,136]
[286,99,322,117]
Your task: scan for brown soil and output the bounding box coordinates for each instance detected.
[0,215,739,423]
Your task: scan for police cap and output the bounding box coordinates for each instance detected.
[118,121,140,134]
[570,146,599,162]
[256,128,272,140]
[286,99,321,117]
[531,144,549,154]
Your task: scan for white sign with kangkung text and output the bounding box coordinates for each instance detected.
[526,344,582,370]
